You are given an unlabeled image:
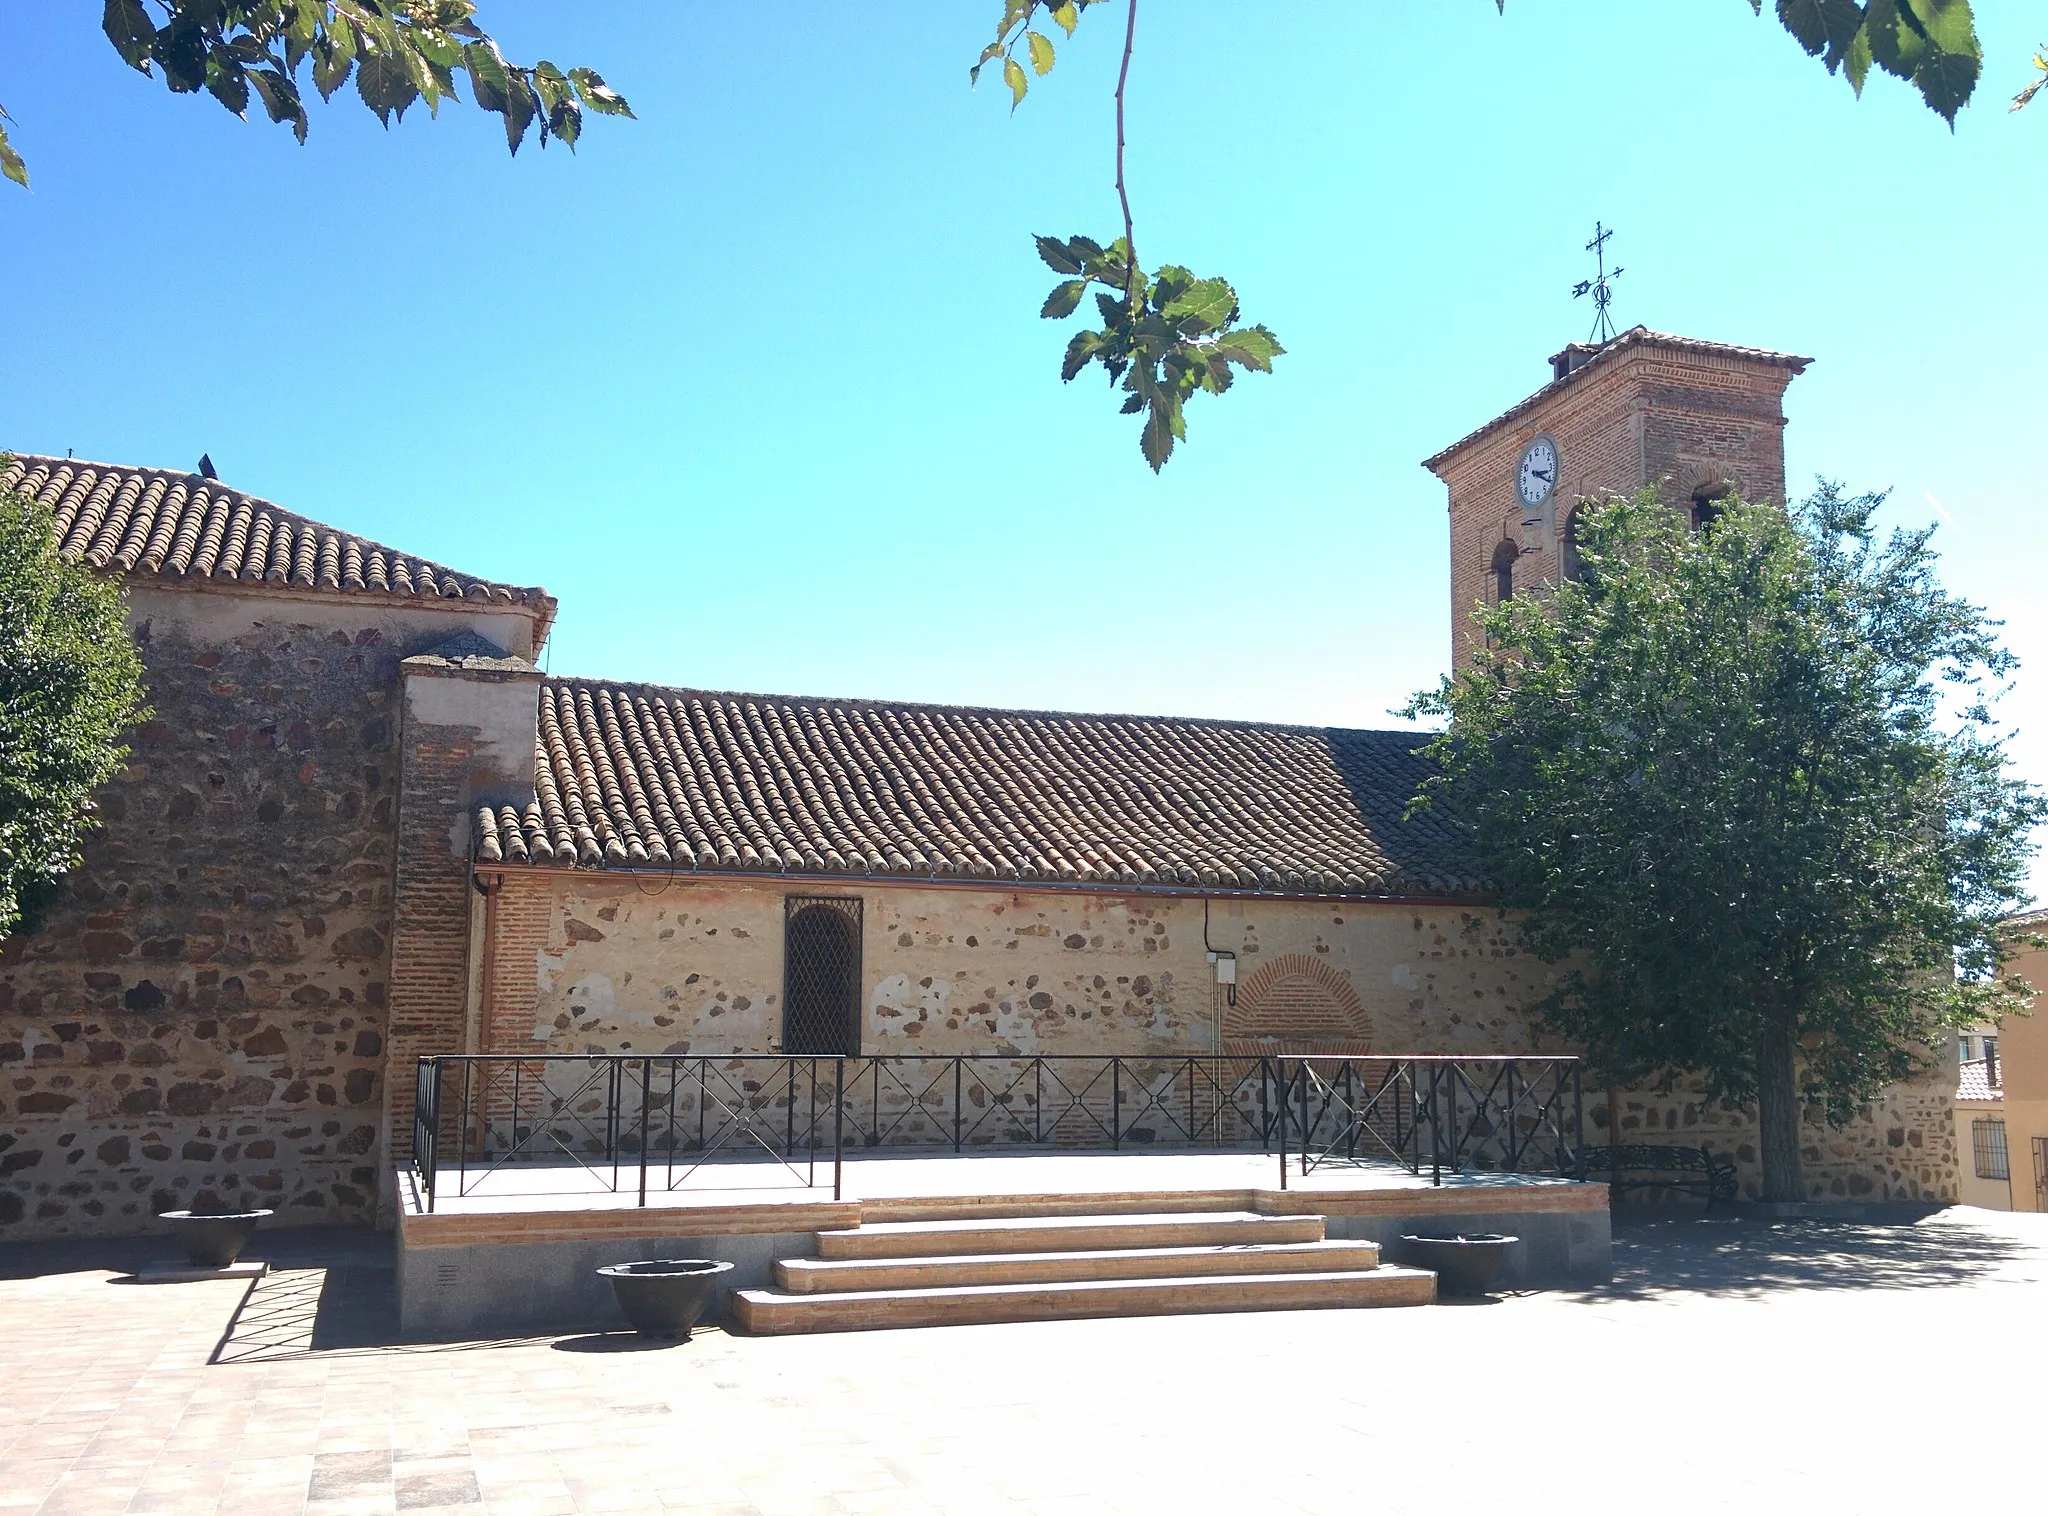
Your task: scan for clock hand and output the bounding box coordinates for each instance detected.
[1532,469,1552,481]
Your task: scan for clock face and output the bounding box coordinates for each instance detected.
[1516,435,1559,509]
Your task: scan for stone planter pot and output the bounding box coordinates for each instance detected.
[159,1209,273,1268]
[597,1259,735,1339]
[1399,1233,1518,1297]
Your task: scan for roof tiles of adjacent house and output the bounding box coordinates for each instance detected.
[4,453,556,642]
[474,679,1484,901]
[1958,1058,2001,1103]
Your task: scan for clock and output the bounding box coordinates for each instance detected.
[1515,434,1560,511]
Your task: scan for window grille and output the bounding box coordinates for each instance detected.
[783,896,863,1056]
[2035,1137,2048,1212]
[1971,1118,2009,1182]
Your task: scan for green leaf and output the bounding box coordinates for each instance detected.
[154,23,209,94]
[1003,56,1028,109]
[1213,324,1284,369]
[1844,24,1873,93]
[205,49,251,117]
[568,67,634,118]
[1041,279,1087,319]
[497,78,538,154]
[1061,329,1103,381]
[1141,396,1179,471]
[464,39,514,113]
[1913,44,1980,124]
[1026,30,1055,75]
[355,49,420,126]
[1162,277,1238,336]
[101,0,156,71]
[0,119,26,189]
[1035,234,1082,274]
[1909,0,1980,55]
[1068,233,1108,267]
[249,69,308,144]
[312,20,356,101]
[1051,3,1081,36]
[1866,0,1931,79]
[1775,0,1864,62]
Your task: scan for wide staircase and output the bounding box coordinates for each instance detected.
[733,1206,1435,1334]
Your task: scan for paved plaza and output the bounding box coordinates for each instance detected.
[3,1208,2043,1516]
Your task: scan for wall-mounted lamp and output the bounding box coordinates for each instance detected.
[1207,949,1237,1007]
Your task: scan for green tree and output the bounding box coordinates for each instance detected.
[0,464,150,940]
[0,1,631,189]
[1404,488,2043,1202]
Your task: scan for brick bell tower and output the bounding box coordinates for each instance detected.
[1422,327,1811,669]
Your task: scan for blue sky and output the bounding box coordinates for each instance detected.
[5,2,2044,890]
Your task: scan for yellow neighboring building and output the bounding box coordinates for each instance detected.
[1996,909,2048,1211]
[1955,1024,2009,1209]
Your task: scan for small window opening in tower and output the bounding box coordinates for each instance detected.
[1491,539,1518,603]
[1561,506,1586,582]
[1691,484,1732,531]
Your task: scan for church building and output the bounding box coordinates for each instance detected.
[0,327,1958,1240]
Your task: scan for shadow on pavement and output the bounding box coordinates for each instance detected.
[550,1331,702,1353]
[1571,1208,2046,1301]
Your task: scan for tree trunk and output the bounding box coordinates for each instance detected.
[1755,1025,1804,1203]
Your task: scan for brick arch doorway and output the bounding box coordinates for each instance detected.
[1221,953,1374,1057]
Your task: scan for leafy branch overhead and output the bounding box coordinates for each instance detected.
[1754,0,1982,124]
[2,1,632,189]
[977,1,1281,469]
[1038,236,1282,472]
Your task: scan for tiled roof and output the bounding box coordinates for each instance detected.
[1958,1059,2002,1103]
[4,454,555,639]
[475,679,1482,899]
[1421,327,1814,473]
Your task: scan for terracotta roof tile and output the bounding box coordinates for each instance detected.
[488,678,1481,899]
[1957,1059,2002,1103]
[4,453,555,640]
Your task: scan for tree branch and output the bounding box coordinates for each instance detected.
[1114,0,1138,314]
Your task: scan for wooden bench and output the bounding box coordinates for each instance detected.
[1572,1144,1738,1205]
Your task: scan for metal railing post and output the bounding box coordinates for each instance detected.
[637,1058,651,1208]
[1277,1059,1288,1190]
[1112,1058,1122,1150]
[833,1057,844,1201]
[953,1057,964,1154]
[1430,1062,1445,1186]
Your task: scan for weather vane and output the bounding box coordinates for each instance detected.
[1572,221,1624,345]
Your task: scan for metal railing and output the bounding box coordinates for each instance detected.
[408,1052,1581,1211]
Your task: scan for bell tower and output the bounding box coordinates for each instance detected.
[1422,327,1811,669]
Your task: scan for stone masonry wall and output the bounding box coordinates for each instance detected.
[476,877,1551,1062]
[0,583,535,1240]
[467,870,1955,1202]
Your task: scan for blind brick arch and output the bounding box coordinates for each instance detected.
[1222,953,1374,1056]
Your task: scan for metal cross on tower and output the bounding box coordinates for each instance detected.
[1571,221,1624,345]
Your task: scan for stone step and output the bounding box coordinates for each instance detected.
[813,1210,1323,1260]
[777,1238,1382,1294]
[735,1266,1436,1334]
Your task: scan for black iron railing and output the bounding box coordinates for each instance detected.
[407,1052,1582,1211]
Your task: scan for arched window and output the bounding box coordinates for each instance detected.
[1691,485,1731,531]
[1561,506,1586,583]
[783,897,863,1055]
[1490,539,1518,603]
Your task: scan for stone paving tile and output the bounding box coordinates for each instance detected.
[2,1212,2045,1515]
